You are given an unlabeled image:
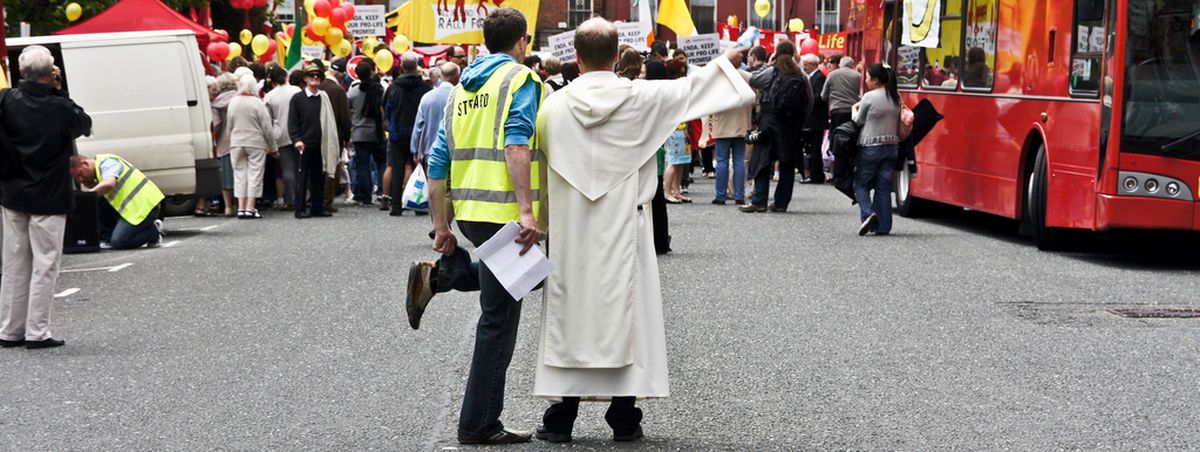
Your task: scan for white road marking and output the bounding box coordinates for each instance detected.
[201,224,220,232]
[54,288,80,298]
[108,263,133,272]
[162,240,180,248]
[61,262,132,274]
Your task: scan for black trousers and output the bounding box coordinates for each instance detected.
[542,397,642,435]
[700,146,715,173]
[651,175,670,254]
[389,139,413,212]
[295,146,326,215]
[801,128,826,183]
[829,111,854,183]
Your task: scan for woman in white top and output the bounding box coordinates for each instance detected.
[225,75,275,219]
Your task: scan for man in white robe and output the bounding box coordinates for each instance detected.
[531,18,756,443]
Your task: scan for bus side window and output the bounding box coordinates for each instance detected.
[917,0,963,90]
[1070,0,1106,94]
[962,0,998,89]
[894,0,921,87]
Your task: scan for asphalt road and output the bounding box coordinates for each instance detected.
[3,177,1199,450]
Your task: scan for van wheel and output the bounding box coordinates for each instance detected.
[160,196,196,217]
[894,164,955,218]
[1027,145,1068,250]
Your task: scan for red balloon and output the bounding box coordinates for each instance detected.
[340,3,355,19]
[267,39,277,53]
[305,23,321,42]
[254,0,268,7]
[214,29,229,42]
[207,42,230,61]
[286,23,296,37]
[800,38,819,56]
[330,8,347,28]
[328,0,341,8]
[313,0,332,17]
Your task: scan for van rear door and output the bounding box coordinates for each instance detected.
[62,37,197,196]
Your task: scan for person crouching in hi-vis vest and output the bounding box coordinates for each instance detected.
[403,8,545,446]
[69,154,165,249]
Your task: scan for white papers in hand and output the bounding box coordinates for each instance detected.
[474,221,555,301]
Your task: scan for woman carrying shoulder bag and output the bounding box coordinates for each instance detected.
[851,63,902,236]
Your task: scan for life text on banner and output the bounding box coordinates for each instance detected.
[348,5,387,38]
[616,22,649,51]
[548,30,576,63]
[677,33,721,66]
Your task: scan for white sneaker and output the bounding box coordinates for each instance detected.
[99,241,113,250]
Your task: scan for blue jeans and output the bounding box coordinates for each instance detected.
[434,221,526,438]
[714,138,746,201]
[351,141,385,203]
[854,144,898,233]
[99,204,161,250]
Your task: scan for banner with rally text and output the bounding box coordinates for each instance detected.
[406,0,540,45]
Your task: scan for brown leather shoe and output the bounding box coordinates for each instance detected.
[458,428,533,445]
[406,261,436,330]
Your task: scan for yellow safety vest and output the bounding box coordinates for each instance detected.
[445,61,544,224]
[94,154,165,225]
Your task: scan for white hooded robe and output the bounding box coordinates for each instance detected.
[533,56,756,398]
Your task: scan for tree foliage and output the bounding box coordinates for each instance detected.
[6,0,279,38]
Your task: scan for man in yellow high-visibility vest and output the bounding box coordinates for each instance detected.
[402,7,543,446]
[69,154,165,249]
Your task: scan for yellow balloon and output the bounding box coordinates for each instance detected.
[228,42,243,61]
[788,18,804,33]
[333,40,353,58]
[325,27,344,47]
[362,37,378,58]
[65,3,82,22]
[754,0,771,19]
[374,50,394,74]
[251,34,270,55]
[726,15,738,27]
[391,35,410,54]
[239,29,253,46]
[304,0,316,19]
[312,17,330,36]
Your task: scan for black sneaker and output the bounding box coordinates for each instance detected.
[613,426,644,442]
[859,214,879,236]
[0,339,24,348]
[534,426,572,443]
[25,338,65,349]
[711,199,726,205]
[458,428,533,445]
[739,204,767,213]
[768,203,787,213]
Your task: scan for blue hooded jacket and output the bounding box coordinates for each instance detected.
[426,54,541,180]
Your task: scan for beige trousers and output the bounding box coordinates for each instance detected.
[0,208,66,341]
[231,145,266,198]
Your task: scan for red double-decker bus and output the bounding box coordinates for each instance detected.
[849,0,1200,249]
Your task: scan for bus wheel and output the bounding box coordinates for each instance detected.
[1028,145,1068,250]
[894,163,953,218]
[160,196,197,217]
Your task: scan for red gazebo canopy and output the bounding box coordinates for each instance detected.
[55,0,223,49]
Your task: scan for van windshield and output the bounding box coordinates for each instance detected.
[1121,0,1200,161]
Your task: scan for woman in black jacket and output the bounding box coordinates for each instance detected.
[741,41,812,213]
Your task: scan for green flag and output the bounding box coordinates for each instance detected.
[285,3,306,70]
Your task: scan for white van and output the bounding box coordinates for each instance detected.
[6,30,219,215]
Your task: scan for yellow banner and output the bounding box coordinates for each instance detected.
[402,0,540,45]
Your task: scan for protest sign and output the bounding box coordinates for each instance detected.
[617,22,649,51]
[548,30,576,63]
[678,33,721,66]
[348,5,387,37]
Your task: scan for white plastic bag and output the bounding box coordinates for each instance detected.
[401,164,430,212]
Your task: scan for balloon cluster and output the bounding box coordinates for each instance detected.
[230,0,270,10]
[205,28,277,63]
[302,0,356,51]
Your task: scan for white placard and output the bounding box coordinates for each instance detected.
[348,5,388,38]
[1089,26,1105,52]
[902,0,941,48]
[474,221,556,301]
[1077,25,1089,52]
[548,30,576,63]
[617,22,648,51]
[677,33,722,66]
[302,45,325,59]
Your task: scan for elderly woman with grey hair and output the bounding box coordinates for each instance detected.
[225,75,275,219]
[211,73,239,216]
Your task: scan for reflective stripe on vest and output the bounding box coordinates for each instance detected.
[446,62,544,224]
[94,154,166,225]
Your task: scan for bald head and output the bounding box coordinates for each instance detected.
[440,62,461,85]
[575,17,618,73]
[401,53,420,73]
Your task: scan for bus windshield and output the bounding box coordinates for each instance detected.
[1122,0,1200,161]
